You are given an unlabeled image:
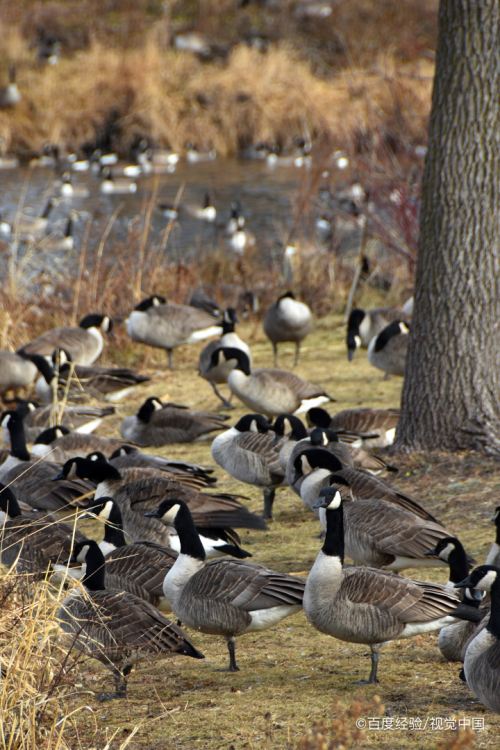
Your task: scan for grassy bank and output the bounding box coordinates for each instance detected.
[1,309,499,749]
[0,1,435,158]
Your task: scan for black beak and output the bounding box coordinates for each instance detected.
[144,509,161,518]
[52,471,64,481]
[424,550,438,557]
[454,576,472,589]
[312,499,326,510]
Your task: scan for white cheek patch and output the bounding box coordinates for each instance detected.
[162,504,180,524]
[76,545,90,563]
[438,542,455,560]
[477,569,498,591]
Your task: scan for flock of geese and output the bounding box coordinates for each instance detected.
[0,291,498,715]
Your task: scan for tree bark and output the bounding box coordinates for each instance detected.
[396,0,499,456]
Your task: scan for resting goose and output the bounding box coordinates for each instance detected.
[212,348,333,417]
[82,497,177,610]
[108,445,215,486]
[120,397,228,446]
[58,540,203,700]
[455,566,500,713]
[346,305,410,361]
[126,295,222,369]
[55,454,265,557]
[0,484,84,577]
[198,308,251,408]
[425,537,484,661]
[211,414,285,519]
[367,321,410,377]
[307,407,400,449]
[18,314,112,365]
[0,411,93,510]
[304,489,481,683]
[145,499,305,672]
[262,292,313,366]
[13,400,114,441]
[31,426,133,464]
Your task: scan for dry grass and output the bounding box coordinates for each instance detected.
[1,305,499,749]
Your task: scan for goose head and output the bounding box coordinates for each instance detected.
[455,565,500,593]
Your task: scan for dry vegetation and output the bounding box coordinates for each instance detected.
[1,304,499,750]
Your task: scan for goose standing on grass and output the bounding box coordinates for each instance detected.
[455,566,500,713]
[0,484,85,577]
[58,539,204,701]
[304,489,482,684]
[145,499,305,672]
[126,295,222,369]
[211,414,285,519]
[120,397,228,446]
[198,308,251,408]
[307,407,400,449]
[486,507,500,567]
[425,537,484,662]
[263,292,313,366]
[212,348,333,417]
[0,352,38,397]
[367,321,410,377]
[346,304,411,361]
[18,313,112,365]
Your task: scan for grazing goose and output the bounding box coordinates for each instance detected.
[0,484,85,577]
[82,497,177,609]
[307,407,400,449]
[18,314,112,365]
[425,537,484,661]
[0,352,38,396]
[99,167,137,194]
[55,454,265,556]
[346,306,410,361]
[126,295,222,369]
[211,414,285,519]
[58,539,204,700]
[13,400,114,441]
[213,348,333,417]
[317,483,459,571]
[198,309,251,408]
[486,507,500,568]
[455,566,500,713]
[367,321,410,377]
[120,397,228,446]
[0,412,93,510]
[305,489,481,684]
[262,292,313,366]
[145,499,304,671]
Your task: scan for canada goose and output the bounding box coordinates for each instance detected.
[0,65,21,108]
[0,483,84,577]
[272,413,309,473]
[367,321,410,377]
[58,539,204,700]
[82,496,177,609]
[346,306,410,361]
[108,445,216,486]
[309,427,397,474]
[48,347,150,402]
[18,313,112,365]
[307,407,400,449]
[486,507,500,567]
[425,537,484,662]
[211,414,285,519]
[59,172,90,199]
[31,426,133,464]
[12,197,56,239]
[286,448,343,510]
[185,143,216,163]
[99,167,137,194]
[12,400,114,441]
[55,453,265,556]
[0,352,38,396]
[226,216,255,256]
[213,348,333,417]
[186,192,217,222]
[305,489,481,684]
[455,566,500,713]
[36,214,75,252]
[120,397,228,446]
[0,411,93,510]
[263,292,313,366]
[126,295,222,369]
[225,201,243,236]
[198,309,252,407]
[145,499,304,671]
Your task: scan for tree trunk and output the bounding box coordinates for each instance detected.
[396,0,499,456]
